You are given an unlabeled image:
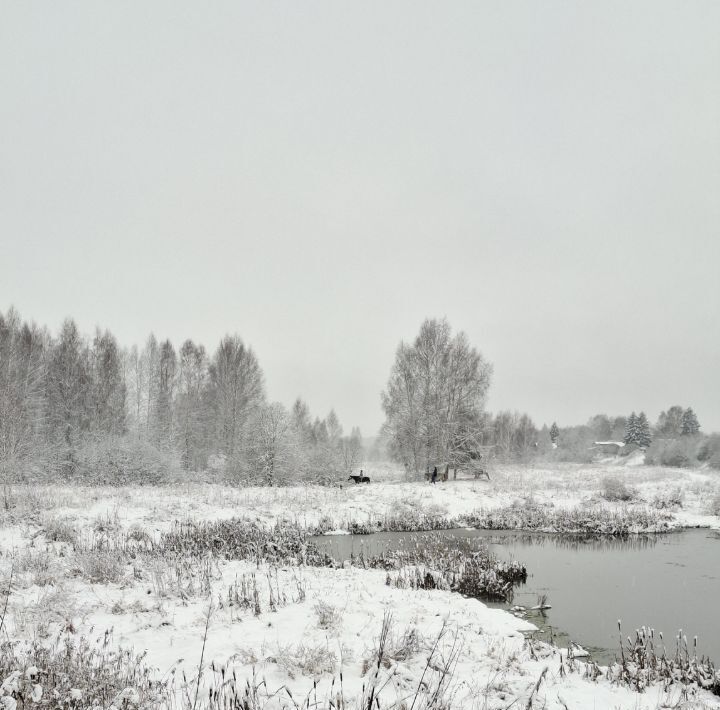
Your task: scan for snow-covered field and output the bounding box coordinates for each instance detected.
[1,461,719,709]
[12,459,715,535]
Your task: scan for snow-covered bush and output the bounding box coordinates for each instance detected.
[600,476,636,502]
[645,438,697,468]
[697,434,720,470]
[73,436,180,485]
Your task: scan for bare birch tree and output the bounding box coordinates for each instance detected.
[245,402,298,485]
[176,339,209,469]
[208,335,264,467]
[90,329,126,437]
[381,318,492,474]
[0,309,47,467]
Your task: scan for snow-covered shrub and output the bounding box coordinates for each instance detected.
[708,492,720,517]
[697,434,720,470]
[600,476,636,502]
[73,436,180,485]
[645,438,697,468]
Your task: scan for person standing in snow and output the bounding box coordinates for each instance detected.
[431,466,438,484]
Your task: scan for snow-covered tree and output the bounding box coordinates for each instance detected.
[587,414,613,441]
[153,340,177,448]
[549,422,560,445]
[90,329,126,436]
[207,335,264,465]
[175,339,209,470]
[635,411,652,448]
[339,426,363,474]
[245,402,299,485]
[45,319,93,464]
[0,309,46,465]
[381,318,492,473]
[623,412,638,446]
[681,407,700,436]
[326,409,343,445]
[656,405,684,438]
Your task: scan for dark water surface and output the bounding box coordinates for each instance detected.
[310,528,720,664]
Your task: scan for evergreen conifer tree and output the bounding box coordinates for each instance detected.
[636,411,652,448]
[623,412,638,445]
[681,407,700,435]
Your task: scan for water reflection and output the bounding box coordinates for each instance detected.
[484,531,661,552]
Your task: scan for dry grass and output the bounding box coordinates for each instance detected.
[72,550,126,584]
[268,641,338,679]
[0,629,169,708]
[9,548,76,589]
[40,514,78,543]
[313,600,343,631]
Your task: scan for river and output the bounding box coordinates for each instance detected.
[311,527,720,664]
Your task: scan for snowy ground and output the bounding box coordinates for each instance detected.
[9,459,716,535]
[1,461,719,709]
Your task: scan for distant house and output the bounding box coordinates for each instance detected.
[590,441,625,455]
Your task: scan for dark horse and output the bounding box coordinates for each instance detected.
[348,474,370,484]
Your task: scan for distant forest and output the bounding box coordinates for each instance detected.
[1,308,718,485]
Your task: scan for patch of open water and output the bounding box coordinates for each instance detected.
[311,528,720,664]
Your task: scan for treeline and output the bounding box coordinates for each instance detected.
[545,408,719,469]
[0,308,362,484]
[427,407,718,468]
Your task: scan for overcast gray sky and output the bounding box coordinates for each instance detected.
[2,1,719,435]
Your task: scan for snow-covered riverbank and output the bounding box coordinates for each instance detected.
[0,463,718,709]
